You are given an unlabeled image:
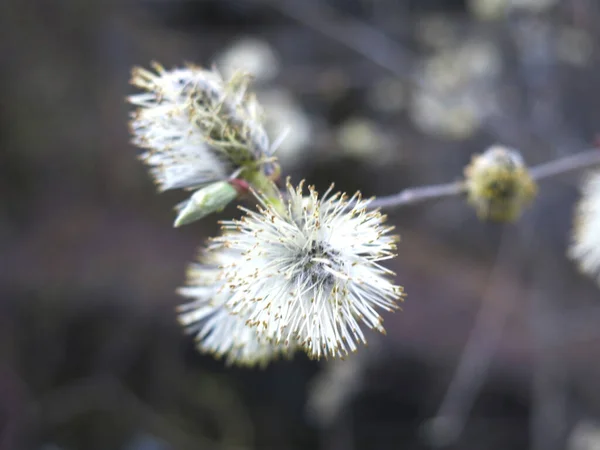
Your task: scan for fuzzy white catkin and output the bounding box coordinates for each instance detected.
[128,63,273,192]
[570,171,600,285]
[215,179,405,360]
[177,248,295,367]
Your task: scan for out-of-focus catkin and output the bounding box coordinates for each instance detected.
[464,145,537,222]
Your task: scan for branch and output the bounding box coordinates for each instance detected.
[530,148,600,181]
[368,181,465,209]
[370,148,600,210]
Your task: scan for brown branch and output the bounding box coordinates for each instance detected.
[367,181,465,209]
[530,148,600,181]
[370,148,600,210]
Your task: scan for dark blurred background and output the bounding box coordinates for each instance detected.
[2,0,600,449]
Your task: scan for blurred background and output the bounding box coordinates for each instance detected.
[2,0,600,449]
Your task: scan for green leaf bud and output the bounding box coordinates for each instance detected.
[174,181,238,227]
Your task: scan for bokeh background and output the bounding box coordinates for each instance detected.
[2,0,600,449]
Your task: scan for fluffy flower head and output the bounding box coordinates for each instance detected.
[216,179,405,359]
[569,170,600,285]
[128,62,275,192]
[177,247,294,367]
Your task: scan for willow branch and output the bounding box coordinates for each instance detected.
[368,181,465,209]
[370,148,600,210]
[529,148,600,181]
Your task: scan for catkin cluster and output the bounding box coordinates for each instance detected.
[128,63,404,366]
[128,60,600,367]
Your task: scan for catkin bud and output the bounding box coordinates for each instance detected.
[464,145,537,222]
[128,62,283,225]
[128,63,275,190]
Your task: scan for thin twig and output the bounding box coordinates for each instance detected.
[368,181,465,209]
[422,226,518,447]
[529,261,569,450]
[530,148,600,181]
[268,0,418,87]
[370,148,600,210]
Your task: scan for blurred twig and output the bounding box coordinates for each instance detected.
[529,261,569,450]
[530,148,600,180]
[266,0,417,86]
[421,226,520,446]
